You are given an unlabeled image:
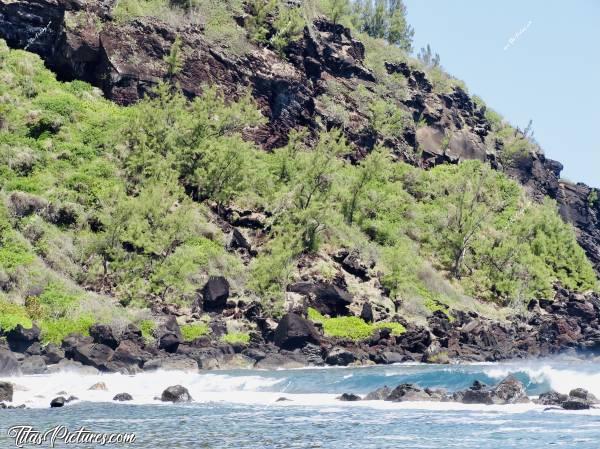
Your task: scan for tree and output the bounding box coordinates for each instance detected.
[164,36,184,81]
[322,0,351,25]
[417,44,440,69]
[352,0,414,51]
[342,147,390,225]
[429,161,518,279]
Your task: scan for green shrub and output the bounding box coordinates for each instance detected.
[307,307,405,340]
[181,323,210,341]
[40,315,95,344]
[0,299,32,332]
[138,319,157,343]
[221,332,250,345]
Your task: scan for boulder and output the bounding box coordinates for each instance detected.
[459,381,494,405]
[0,349,21,376]
[338,393,361,401]
[0,382,13,402]
[20,355,47,375]
[113,393,133,402]
[273,313,320,350]
[562,398,591,410]
[111,340,151,371]
[200,277,230,313]
[46,359,100,375]
[386,384,433,402]
[156,317,183,354]
[161,385,192,403]
[89,324,120,350]
[121,324,144,343]
[288,281,352,317]
[360,302,373,323]
[6,325,41,353]
[50,397,66,408]
[143,357,198,372]
[88,382,108,391]
[492,376,529,404]
[569,388,597,403]
[71,344,114,371]
[536,390,568,406]
[42,343,65,365]
[325,347,358,366]
[61,333,93,358]
[254,353,306,370]
[364,386,391,401]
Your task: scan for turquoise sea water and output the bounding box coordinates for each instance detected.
[2,359,600,448]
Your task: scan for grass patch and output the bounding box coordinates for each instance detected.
[39,315,95,344]
[0,299,32,332]
[307,308,405,341]
[139,319,157,343]
[181,323,210,341]
[221,332,250,345]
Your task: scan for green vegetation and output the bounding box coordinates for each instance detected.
[0,299,32,332]
[181,323,210,341]
[0,22,597,348]
[246,0,306,55]
[221,332,251,345]
[308,308,406,340]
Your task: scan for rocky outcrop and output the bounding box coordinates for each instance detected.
[6,325,41,353]
[161,385,192,403]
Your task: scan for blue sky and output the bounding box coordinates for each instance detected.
[404,0,599,186]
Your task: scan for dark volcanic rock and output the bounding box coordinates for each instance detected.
[50,397,66,408]
[492,376,529,404]
[113,393,133,402]
[562,398,591,410]
[536,390,568,406]
[20,355,47,375]
[325,347,358,366]
[6,324,41,353]
[42,344,65,365]
[337,393,361,401]
[0,382,13,402]
[70,343,115,372]
[386,384,433,402]
[0,349,21,376]
[161,385,192,403]
[364,386,391,401]
[89,324,120,350]
[199,277,230,313]
[273,313,320,350]
[288,281,353,317]
[156,316,183,354]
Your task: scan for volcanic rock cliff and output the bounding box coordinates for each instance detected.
[2,0,597,275]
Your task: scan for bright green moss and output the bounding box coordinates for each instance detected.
[39,315,95,344]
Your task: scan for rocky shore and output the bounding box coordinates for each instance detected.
[2,284,600,380]
[336,376,600,411]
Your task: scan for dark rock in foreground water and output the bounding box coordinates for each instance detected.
[0,382,13,402]
[365,386,391,401]
[161,385,192,403]
[50,397,66,408]
[536,390,568,406]
[338,393,361,402]
[113,393,133,402]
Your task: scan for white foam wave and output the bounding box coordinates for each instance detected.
[484,363,600,397]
